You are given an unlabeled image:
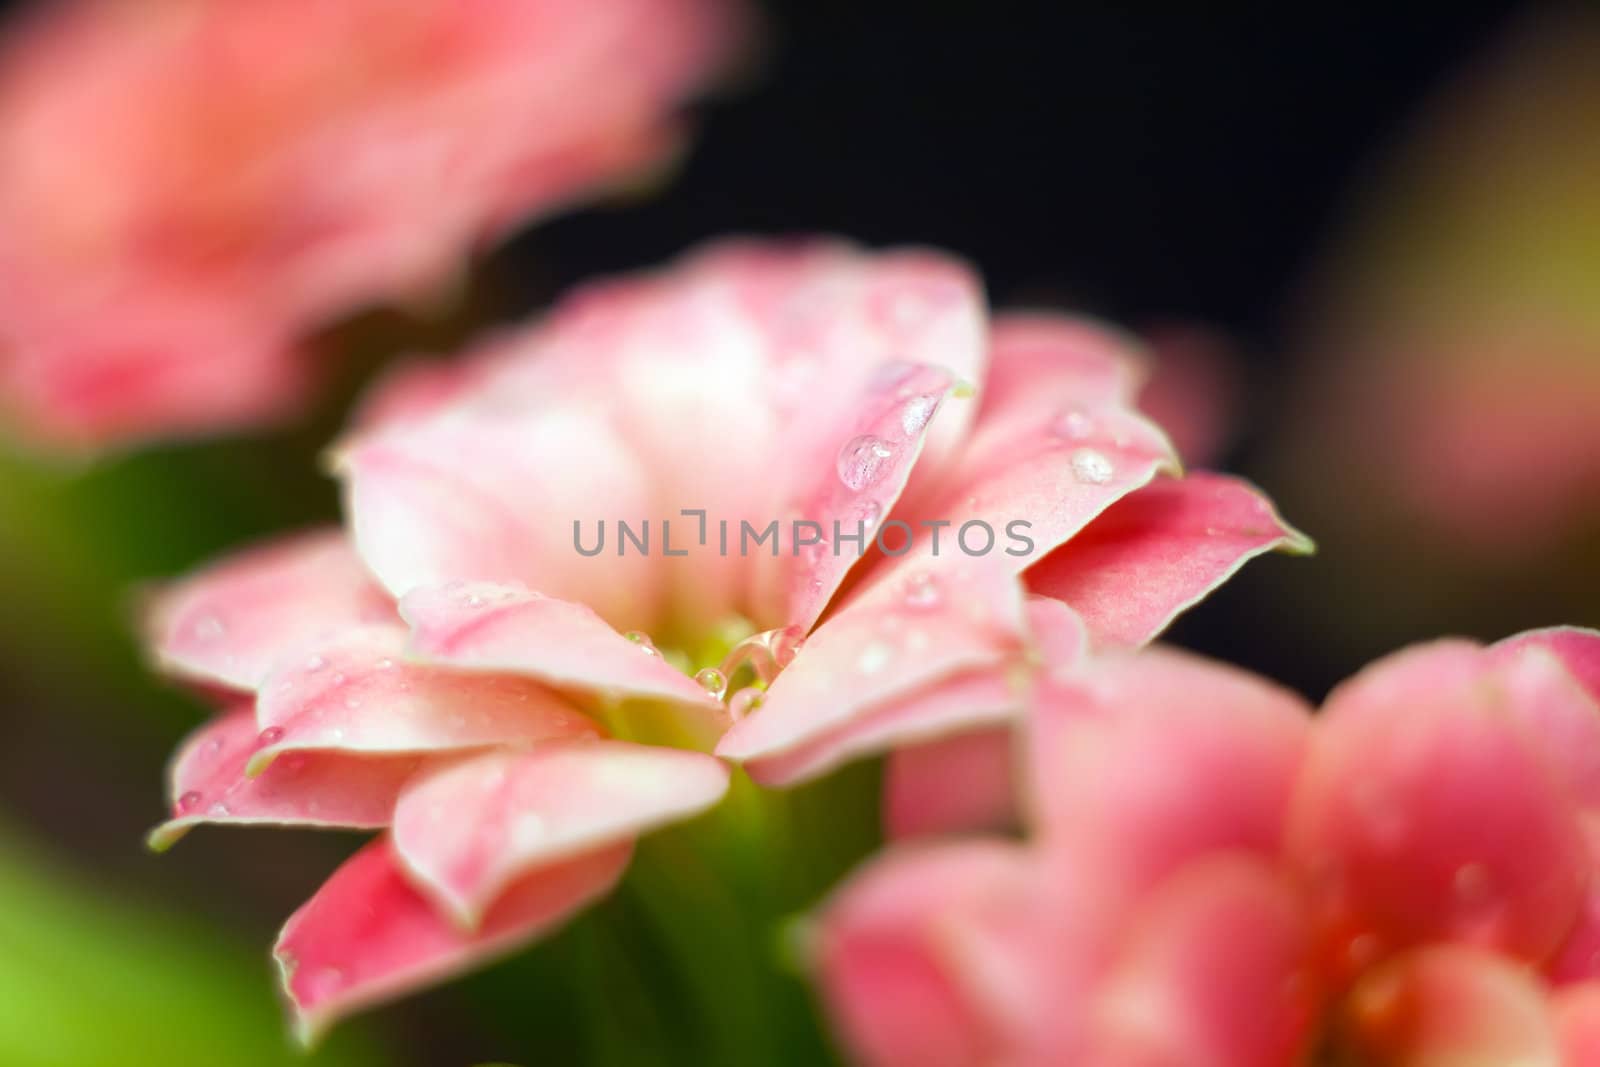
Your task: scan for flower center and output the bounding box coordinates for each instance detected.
[624,617,806,725]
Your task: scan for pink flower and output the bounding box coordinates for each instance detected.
[143,238,1303,1040]
[815,626,1600,1066]
[0,0,740,450]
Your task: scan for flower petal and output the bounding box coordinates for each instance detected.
[717,563,1028,774]
[1553,984,1600,1065]
[1088,857,1316,1067]
[275,836,630,1046]
[339,404,662,631]
[1026,648,1312,893]
[254,625,598,773]
[147,707,426,851]
[1024,473,1313,649]
[1287,641,1589,969]
[391,741,727,927]
[813,840,1061,1067]
[883,727,1018,839]
[1334,945,1561,1067]
[144,528,394,690]
[1497,627,1600,705]
[400,580,725,743]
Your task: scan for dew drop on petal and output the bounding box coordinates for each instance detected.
[305,654,327,672]
[1069,448,1114,485]
[728,688,765,720]
[256,726,285,748]
[900,394,939,436]
[837,435,896,491]
[176,790,203,814]
[207,802,231,817]
[1052,410,1095,441]
[624,630,661,657]
[375,658,395,670]
[695,668,727,698]
[903,573,941,610]
[857,641,893,675]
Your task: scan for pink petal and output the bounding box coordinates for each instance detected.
[1087,857,1316,1067]
[813,840,1062,1067]
[1543,818,1600,985]
[400,581,725,745]
[144,528,394,690]
[1494,625,1600,708]
[1134,323,1241,468]
[275,836,630,1045]
[1484,637,1600,808]
[148,707,426,851]
[860,322,1179,596]
[1553,984,1600,1065]
[878,600,1088,838]
[1287,641,1590,969]
[1026,648,1312,894]
[1024,473,1313,649]
[982,313,1149,413]
[1333,945,1560,1067]
[391,741,727,927]
[254,625,598,773]
[717,563,1028,775]
[884,727,1018,839]
[338,404,663,632]
[762,362,959,632]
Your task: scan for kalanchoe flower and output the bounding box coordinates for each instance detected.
[143,238,1303,1040]
[0,0,740,450]
[814,627,1600,1066]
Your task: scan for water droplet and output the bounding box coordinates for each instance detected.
[329,728,346,742]
[193,614,225,641]
[466,593,485,607]
[900,394,939,436]
[375,658,395,670]
[1070,448,1114,485]
[256,726,285,748]
[624,630,661,657]
[837,435,896,491]
[770,627,804,670]
[857,641,893,675]
[729,688,765,720]
[176,790,203,814]
[305,654,327,672]
[903,573,941,610]
[207,801,231,817]
[695,668,727,698]
[1052,410,1095,441]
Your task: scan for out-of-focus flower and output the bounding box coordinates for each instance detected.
[1276,9,1600,559]
[143,238,1303,1040]
[0,0,741,450]
[816,627,1600,1066]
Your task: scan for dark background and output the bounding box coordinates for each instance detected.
[513,0,1525,700]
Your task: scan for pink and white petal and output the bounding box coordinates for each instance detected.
[813,840,1066,1067]
[148,708,427,850]
[1495,627,1600,705]
[275,836,631,1046]
[144,528,395,690]
[884,727,1019,839]
[1546,819,1600,985]
[337,404,663,632]
[760,362,960,632]
[982,314,1149,415]
[1334,946,1561,1067]
[717,563,1028,769]
[1087,857,1316,1067]
[1483,641,1600,809]
[1287,641,1590,968]
[392,741,727,927]
[1027,649,1312,893]
[1552,984,1600,1065]
[254,625,598,773]
[1024,473,1313,650]
[744,668,1022,788]
[399,581,723,731]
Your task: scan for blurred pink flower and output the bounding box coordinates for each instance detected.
[143,238,1303,1039]
[816,627,1600,1066]
[0,0,740,449]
